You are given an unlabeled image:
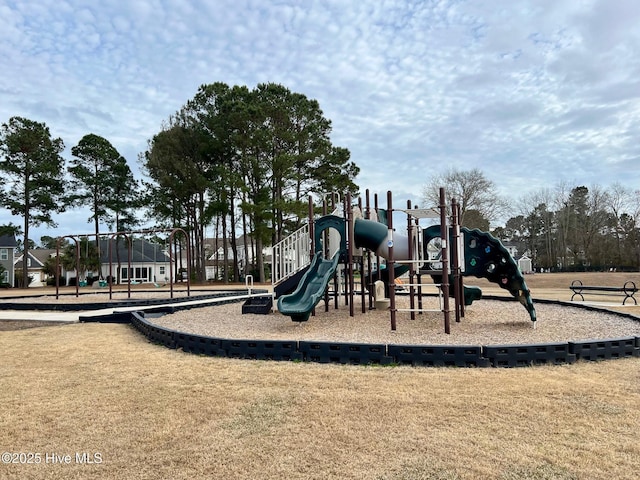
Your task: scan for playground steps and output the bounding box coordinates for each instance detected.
[242,295,273,315]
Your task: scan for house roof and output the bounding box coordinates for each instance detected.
[19,239,171,264]
[14,249,55,268]
[30,249,56,265]
[0,234,17,248]
[98,238,169,263]
[204,236,258,250]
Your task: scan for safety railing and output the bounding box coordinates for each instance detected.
[271,224,311,286]
[271,203,345,287]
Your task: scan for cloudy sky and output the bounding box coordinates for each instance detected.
[1,0,640,240]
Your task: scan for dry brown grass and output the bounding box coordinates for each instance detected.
[468,270,640,295]
[520,271,640,288]
[1,273,640,479]
[468,271,640,316]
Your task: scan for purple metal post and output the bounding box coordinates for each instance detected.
[451,197,462,323]
[387,191,396,331]
[347,192,354,317]
[365,189,373,310]
[407,200,416,320]
[439,187,451,334]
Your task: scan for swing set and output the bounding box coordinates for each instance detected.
[55,227,191,300]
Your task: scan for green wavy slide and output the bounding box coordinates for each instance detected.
[277,250,341,322]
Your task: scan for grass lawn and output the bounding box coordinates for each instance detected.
[1,272,639,479]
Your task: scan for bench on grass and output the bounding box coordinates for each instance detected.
[570,280,638,305]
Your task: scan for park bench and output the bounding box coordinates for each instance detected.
[570,280,638,305]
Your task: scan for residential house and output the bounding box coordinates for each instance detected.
[501,241,518,259]
[56,238,172,286]
[13,249,57,287]
[99,238,172,284]
[0,234,17,286]
[205,235,271,281]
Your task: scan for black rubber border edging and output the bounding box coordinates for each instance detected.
[87,292,640,368]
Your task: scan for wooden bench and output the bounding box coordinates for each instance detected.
[570,280,638,305]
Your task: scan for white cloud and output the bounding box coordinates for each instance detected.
[1,0,640,240]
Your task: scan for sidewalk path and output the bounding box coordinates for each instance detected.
[0,290,272,323]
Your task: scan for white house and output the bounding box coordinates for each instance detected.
[501,242,518,259]
[205,236,271,281]
[497,241,533,274]
[92,238,172,284]
[517,254,533,274]
[49,238,172,286]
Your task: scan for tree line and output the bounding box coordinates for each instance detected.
[0,82,359,286]
[498,182,640,271]
[423,170,640,271]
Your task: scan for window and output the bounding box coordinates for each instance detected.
[1,271,7,283]
[118,267,150,282]
[159,266,166,275]
[0,248,7,261]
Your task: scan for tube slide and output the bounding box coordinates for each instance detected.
[353,217,413,291]
[277,251,341,322]
[278,217,409,322]
[353,218,411,260]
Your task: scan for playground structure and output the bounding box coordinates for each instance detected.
[54,227,192,300]
[10,202,635,368]
[11,199,637,368]
[273,189,536,334]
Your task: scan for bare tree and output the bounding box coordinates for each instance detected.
[606,182,632,265]
[422,167,506,226]
[550,180,575,270]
